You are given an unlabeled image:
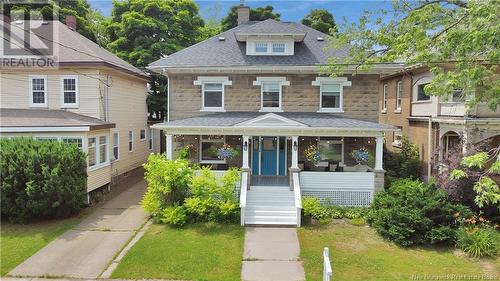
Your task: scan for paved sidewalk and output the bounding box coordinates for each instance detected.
[8,179,148,279]
[242,227,305,281]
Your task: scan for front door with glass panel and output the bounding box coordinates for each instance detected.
[252,136,286,176]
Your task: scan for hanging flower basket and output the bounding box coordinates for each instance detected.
[351,147,370,165]
[178,144,196,159]
[305,145,321,166]
[217,144,239,160]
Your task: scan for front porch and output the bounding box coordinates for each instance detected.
[152,112,397,226]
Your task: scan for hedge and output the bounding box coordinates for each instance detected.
[1,137,87,222]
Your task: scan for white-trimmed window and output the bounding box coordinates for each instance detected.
[194,77,232,111]
[247,41,293,55]
[88,135,108,168]
[60,75,78,108]
[112,132,119,160]
[417,83,430,101]
[128,130,133,152]
[393,128,403,148]
[395,81,402,112]
[272,42,285,53]
[35,136,58,141]
[62,137,83,149]
[140,129,146,141]
[318,137,343,163]
[200,135,225,163]
[253,77,289,112]
[255,42,268,53]
[312,77,351,113]
[30,75,47,107]
[148,128,153,150]
[382,84,388,112]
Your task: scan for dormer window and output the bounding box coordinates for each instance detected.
[255,42,268,53]
[247,41,294,56]
[272,43,285,53]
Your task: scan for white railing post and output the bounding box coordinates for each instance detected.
[375,136,383,171]
[292,172,302,227]
[323,247,333,281]
[239,171,248,226]
[166,134,173,160]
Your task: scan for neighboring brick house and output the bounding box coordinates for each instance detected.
[379,65,500,178]
[0,17,154,198]
[148,6,401,226]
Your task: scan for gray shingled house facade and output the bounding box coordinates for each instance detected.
[149,6,401,226]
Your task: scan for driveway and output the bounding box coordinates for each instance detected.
[8,178,148,279]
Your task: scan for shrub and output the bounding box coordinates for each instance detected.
[141,155,193,219]
[302,196,369,222]
[160,205,187,226]
[456,226,499,257]
[350,217,366,226]
[367,179,472,247]
[384,137,422,188]
[0,138,87,222]
[302,197,322,218]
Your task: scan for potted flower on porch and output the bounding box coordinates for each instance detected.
[305,145,321,170]
[216,144,239,170]
[350,147,372,172]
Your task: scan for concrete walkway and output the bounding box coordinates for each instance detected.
[242,227,305,281]
[9,179,148,279]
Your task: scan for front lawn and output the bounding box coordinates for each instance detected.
[111,222,244,281]
[1,216,84,276]
[298,222,499,281]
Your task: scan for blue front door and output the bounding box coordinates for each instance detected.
[261,137,277,175]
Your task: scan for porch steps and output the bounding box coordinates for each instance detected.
[245,185,297,226]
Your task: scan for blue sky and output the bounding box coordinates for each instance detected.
[88,0,394,24]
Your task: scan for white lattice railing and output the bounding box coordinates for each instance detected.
[239,171,248,226]
[292,172,302,227]
[323,247,333,281]
[300,172,375,207]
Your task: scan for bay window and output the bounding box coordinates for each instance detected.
[88,135,108,168]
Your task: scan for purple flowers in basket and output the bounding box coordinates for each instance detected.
[351,148,370,165]
[217,144,239,160]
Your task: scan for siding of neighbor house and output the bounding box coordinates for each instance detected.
[0,68,151,192]
[169,73,381,122]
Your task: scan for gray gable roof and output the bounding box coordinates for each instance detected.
[149,20,346,69]
[2,20,147,79]
[159,112,395,131]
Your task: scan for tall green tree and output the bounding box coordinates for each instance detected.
[106,0,205,121]
[221,5,280,31]
[301,9,337,34]
[326,0,499,110]
[2,0,102,42]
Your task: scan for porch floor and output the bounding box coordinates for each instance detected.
[251,176,288,187]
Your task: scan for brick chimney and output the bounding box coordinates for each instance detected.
[65,15,77,30]
[237,4,250,25]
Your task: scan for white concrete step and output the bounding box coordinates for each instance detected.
[244,185,297,226]
[245,215,297,225]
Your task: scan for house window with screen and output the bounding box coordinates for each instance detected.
[30,76,47,107]
[200,135,225,163]
[203,83,223,110]
[261,82,281,110]
[88,137,97,167]
[417,83,430,101]
[395,81,402,111]
[61,76,78,107]
[320,83,341,111]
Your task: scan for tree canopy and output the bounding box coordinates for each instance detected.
[301,9,337,34]
[326,0,499,110]
[221,5,280,31]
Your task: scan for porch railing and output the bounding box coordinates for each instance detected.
[292,172,302,227]
[240,171,248,226]
[323,247,333,281]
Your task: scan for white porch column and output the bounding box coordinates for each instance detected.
[291,136,299,169]
[242,135,250,169]
[166,134,173,160]
[375,136,384,170]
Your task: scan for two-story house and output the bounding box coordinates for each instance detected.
[379,65,500,178]
[149,6,401,226]
[0,17,154,199]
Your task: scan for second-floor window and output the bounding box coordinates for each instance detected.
[140,128,146,141]
[61,76,79,107]
[203,83,223,110]
[30,76,47,107]
[255,42,268,53]
[417,83,430,101]
[395,81,402,112]
[320,83,341,111]
[261,82,281,110]
[382,84,388,112]
[272,43,285,53]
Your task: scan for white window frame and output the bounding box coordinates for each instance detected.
[60,75,79,108]
[148,128,153,150]
[392,129,403,148]
[61,137,84,150]
[253,77,289,112]
[382,84,388,112]
[247,40,294,56]
[312,77,351,113]
[29,75,48,107]
[112,131,119,161]
[317,137,344,166]
[194,76,232,112]
[88,134,109,170]
[395,81,402,113]
[272,42,286,53]
[140,128,146,141]
[255,42,268,53]
[199,135,226,164]
[128,130,134,152]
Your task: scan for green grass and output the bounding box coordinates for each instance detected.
[111,222,245,281]
[298,222,500,281]
[1,215,85,276]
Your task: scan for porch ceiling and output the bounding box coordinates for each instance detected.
[152,112,397,137]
